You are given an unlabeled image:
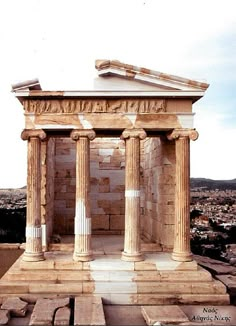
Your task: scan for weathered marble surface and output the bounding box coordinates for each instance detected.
[74,296,106,326]
[1,296,28,317]
[142,305,189,325]
[0,310,10,325]
[29,297,69,326]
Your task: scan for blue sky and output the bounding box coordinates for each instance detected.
[0,0,235,187]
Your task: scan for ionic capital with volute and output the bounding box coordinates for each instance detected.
[70,129,96,141]
[121,128,147,140]
[167,128,199,141]
[21,129,47,141]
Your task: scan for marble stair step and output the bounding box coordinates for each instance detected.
[0,282,83,294]
[17,261,208,274]
[135,293,230,305]
[2,269,212,283]
[82,280,226,295]
[136,280,226,294]
[0,282,29,294]
[16,252,200,271]
[0,280,226,296]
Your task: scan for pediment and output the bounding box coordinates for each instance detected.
[93,75,176,91]
[95,59,209,92]
[12,60,209,106]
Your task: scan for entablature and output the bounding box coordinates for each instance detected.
[12,59,209,132]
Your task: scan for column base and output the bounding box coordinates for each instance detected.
[22,251,45,262]
[73,252,93,262]
[172,251,193,262]
[121,251,144,262]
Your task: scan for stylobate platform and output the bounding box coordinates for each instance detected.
[0,236,230,305]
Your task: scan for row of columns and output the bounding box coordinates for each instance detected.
[21,127,198,263]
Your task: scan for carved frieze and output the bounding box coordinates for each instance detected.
[23,99,166,114]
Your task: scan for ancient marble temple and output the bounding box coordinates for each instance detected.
[4,60,229,305]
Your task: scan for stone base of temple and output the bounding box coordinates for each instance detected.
[171,251,193,262]
[121,251,144,262]
[73,252,93,262]
[22,251,45,262]
[0,238,230,305]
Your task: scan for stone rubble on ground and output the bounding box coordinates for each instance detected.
[194,255,236,275]
[194,254,236,303]
[0,309,10,325]
[141,305,189,325]
[29,297,70,326]
[54,306,71,326]
[216,274,236,297]
[74,296,106,326]
[142,304,236,326]
[1,296,28,317]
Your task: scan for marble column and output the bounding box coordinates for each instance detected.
[121,128,147,262]
[167,128,198,262]
[21,129,47,262]
[71,129,96,262]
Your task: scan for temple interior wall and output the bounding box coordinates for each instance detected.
[142,137,176,250]
[54,138,76,234]
[41,138,55,245]
[90,138,126,234]
[53,137,127,235]
[52,135,176,249]
[46,138,56,242]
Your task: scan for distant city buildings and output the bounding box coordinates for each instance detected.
[191,189,236,227]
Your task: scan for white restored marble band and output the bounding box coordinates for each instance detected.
[41,224,46,246]
[25,226,42,238]
[74,217,91,235]
[125,190,140,198]
[75,200,86,218]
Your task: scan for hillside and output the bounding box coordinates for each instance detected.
[1,179,236,208]
[190,178,236,190]
[0,179,236,243]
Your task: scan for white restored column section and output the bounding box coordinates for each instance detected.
[21,129,46,262]
[71,129,96,262]
[167,128,198,262]
[121,128,147,262]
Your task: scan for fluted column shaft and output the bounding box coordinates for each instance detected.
[121,128,146,262]
[168,129,198,262]
[21,129,46,262]
[71,129,95,262]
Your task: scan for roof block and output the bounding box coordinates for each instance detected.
[95,59,209,91]
[12,79,42,91]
